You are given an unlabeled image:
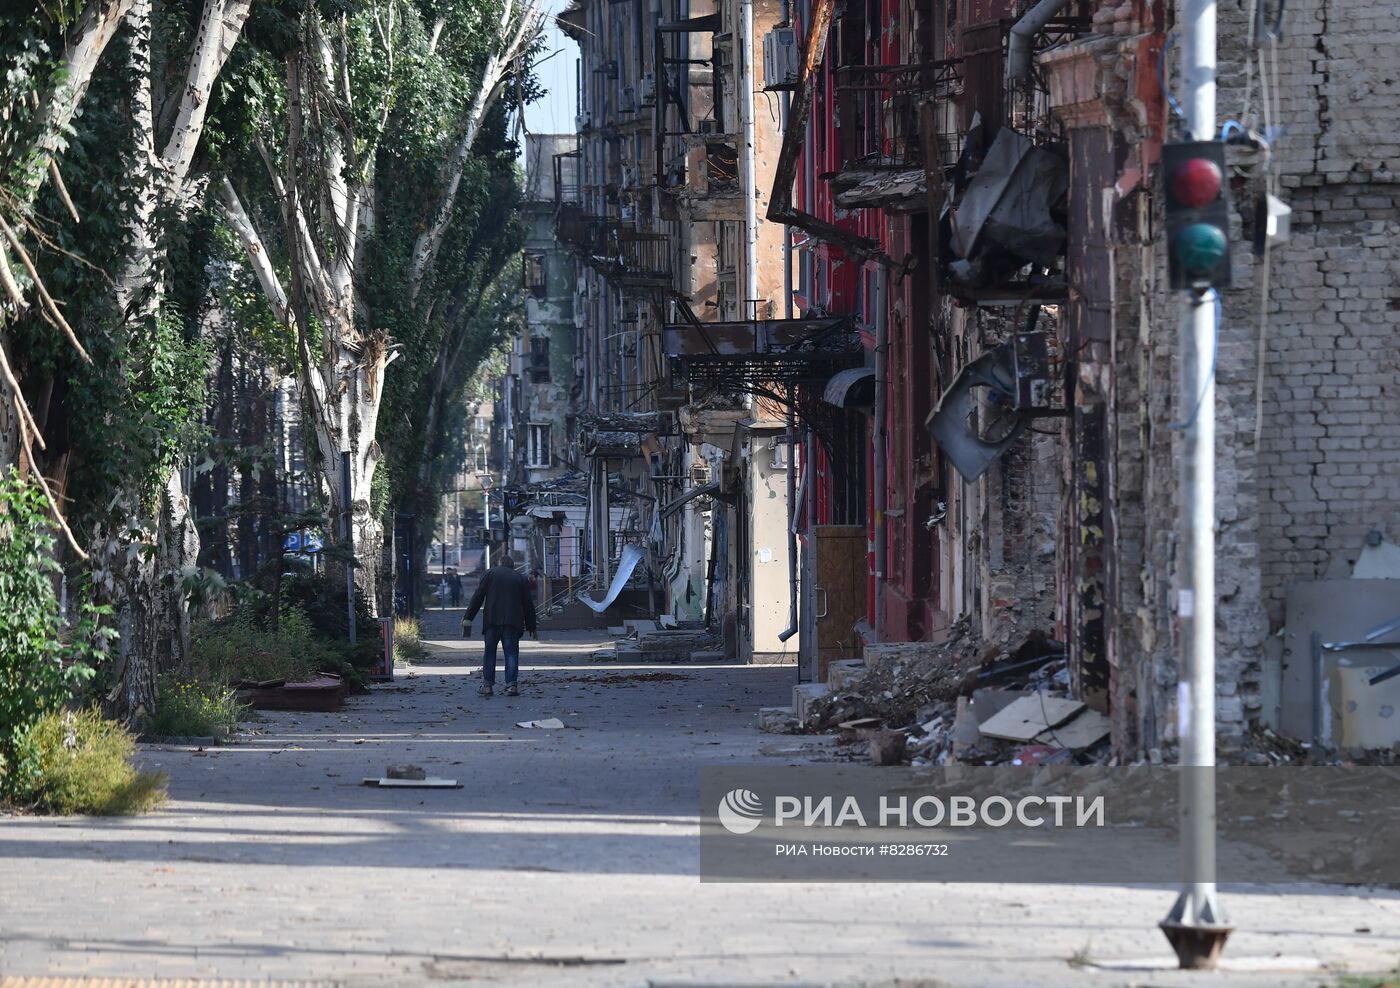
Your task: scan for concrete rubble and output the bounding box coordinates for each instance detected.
[591,622,728,664]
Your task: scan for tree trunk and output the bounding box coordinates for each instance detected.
[306,330,388,618]
[98,0,250,718]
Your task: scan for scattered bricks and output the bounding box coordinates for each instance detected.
[868,730,908,766]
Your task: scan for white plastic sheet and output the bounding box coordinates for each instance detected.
[579,543,645,613]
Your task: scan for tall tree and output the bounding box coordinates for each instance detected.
[94,0,252,716]
[219,0,541,613]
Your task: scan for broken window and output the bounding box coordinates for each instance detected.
[525,251,547,296]
[527,424,552,469]
[529,337,551,383]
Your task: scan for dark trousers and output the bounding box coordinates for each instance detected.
[481,625,521,686]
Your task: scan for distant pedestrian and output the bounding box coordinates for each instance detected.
[462,552,537,697]
[449,568,462,607]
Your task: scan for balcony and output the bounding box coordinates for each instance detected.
[662,312,860,388]
[615,232,673,289]
[665,135,743,221]
[555,204,609,255]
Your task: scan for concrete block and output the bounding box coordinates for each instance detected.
[793,683,831,723]
[827,659,868,691]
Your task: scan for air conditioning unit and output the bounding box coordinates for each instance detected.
[763,27,799,90]
[639,73,657,106]
[620,203,637,222]
[575,110,594,132]
[620,162,640,189]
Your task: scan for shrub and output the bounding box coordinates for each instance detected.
[145,678,242,739]
[190,602,335,685]
[393,616,428,664]
[22,710,166,815]
[0,469,108,801]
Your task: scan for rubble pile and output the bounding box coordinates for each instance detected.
[1243,724,1400,767]
[591,620,726,664]
[760,620,1116,768]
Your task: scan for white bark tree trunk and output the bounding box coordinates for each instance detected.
[98,0,251,718]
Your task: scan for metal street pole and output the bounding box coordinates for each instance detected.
[1161,0,1230,967]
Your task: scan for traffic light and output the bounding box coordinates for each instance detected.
[1163,140,1232,291]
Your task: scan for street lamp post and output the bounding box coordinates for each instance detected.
[479,472,494,569]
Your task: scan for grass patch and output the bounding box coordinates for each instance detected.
[22,710,166,815]
[393,616,429,664]
[1336,975,1400,988]
[145,677,243,739]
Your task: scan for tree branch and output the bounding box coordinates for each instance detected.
[405,0,543,303]
[216,177,290,325]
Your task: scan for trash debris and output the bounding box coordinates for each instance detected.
[868,730,907,766]
[517,718,565,729]
[361,776,462,789]
[978,695,1084,742]
[1036,708,1111,750]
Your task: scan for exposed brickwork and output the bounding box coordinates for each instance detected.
[1253,183,1400,624]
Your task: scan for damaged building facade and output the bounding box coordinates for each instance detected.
[513,0,1400,755]
[518,0,802,657]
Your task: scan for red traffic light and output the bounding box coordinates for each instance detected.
[1170,157,1223,208]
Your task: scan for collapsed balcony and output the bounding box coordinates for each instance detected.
[663,134,743,221]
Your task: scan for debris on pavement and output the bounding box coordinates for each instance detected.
[386,764,427,780]
[517,718,565,729]
[978,695,1084,742]
[361,776,463,789]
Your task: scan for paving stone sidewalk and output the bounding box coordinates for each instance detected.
[1,626,1397,987]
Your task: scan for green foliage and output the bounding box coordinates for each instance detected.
[18,710,166,816]
[393,615,428,664]
[190,603,334,685]
[145,678,243,740]
[0,469,109,800]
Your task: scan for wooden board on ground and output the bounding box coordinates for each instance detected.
[1035,708,1111,749]
[361,777,462,789]
[978,695,1085,741]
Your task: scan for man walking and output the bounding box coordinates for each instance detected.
[462,552,537,697]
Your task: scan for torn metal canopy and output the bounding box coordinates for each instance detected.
[661,480,723,518]
[580,543,647,614]
[927,332,1055,480]
[945,127,1068,286]
[822,367,877,408]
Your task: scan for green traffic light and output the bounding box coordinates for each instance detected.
[1175,222,1228,273]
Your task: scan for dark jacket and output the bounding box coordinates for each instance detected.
[464,564,538,633]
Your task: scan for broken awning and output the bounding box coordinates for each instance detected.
[661,480,722,519]
[579,544,646,614]
[822,367,876,408]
